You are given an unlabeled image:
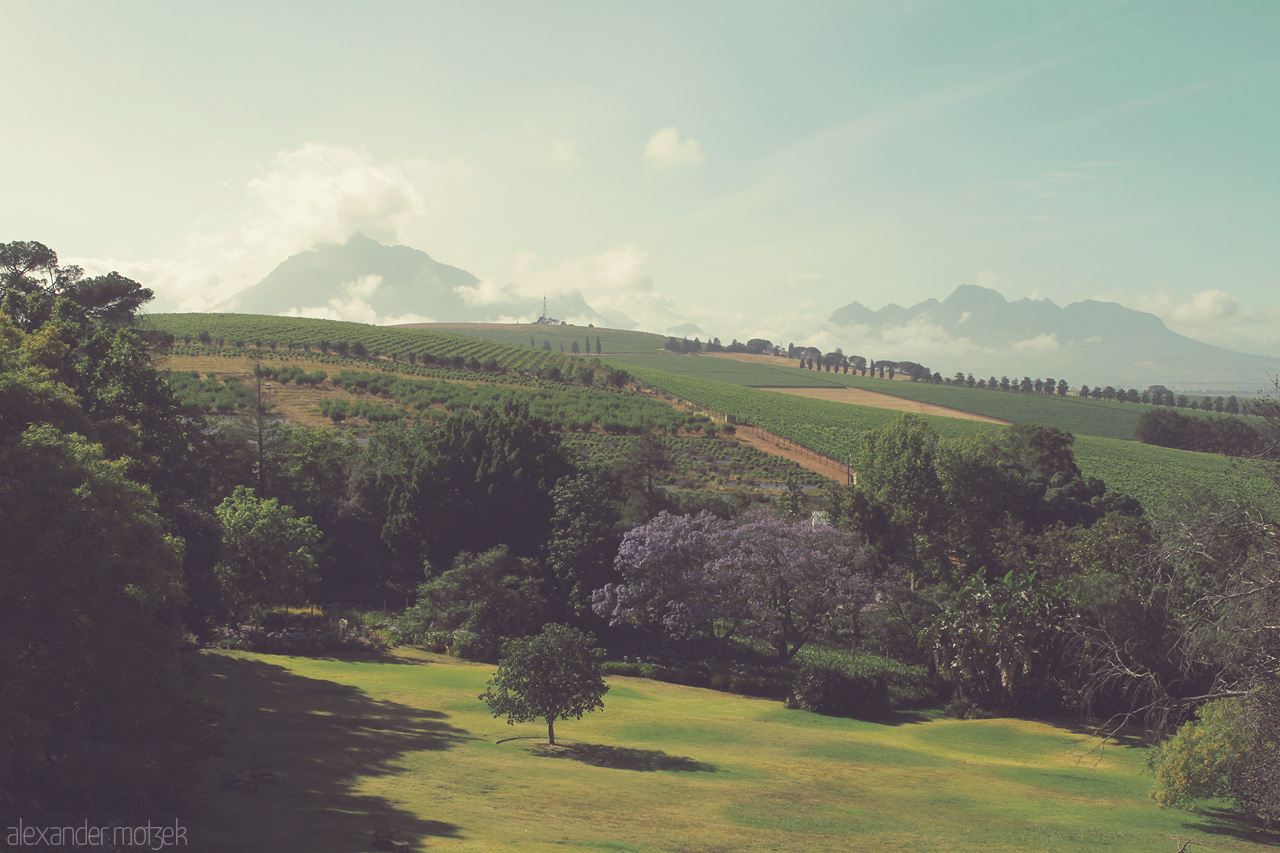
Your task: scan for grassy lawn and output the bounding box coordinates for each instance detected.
[187,649,1278,852]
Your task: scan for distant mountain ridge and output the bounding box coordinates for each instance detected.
[230,236,1275,392]
[829,284,1280,393]
[232,233,621,326]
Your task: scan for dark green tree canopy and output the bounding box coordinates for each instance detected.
[403,546,546,661]
[1,240,152,328]
[370,399,571,574]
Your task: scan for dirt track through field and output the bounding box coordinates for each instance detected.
[732,426,852,483]
[759,386,1009,424]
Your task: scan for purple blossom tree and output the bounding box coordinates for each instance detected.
[592,510,731,642]
[593,508,876,661]
[711,508,876,661]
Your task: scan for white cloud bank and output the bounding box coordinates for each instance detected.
[279,275,436,326]
[493,245,690,331]
[71,143,465,314]
[645,126,705,170]
[1102,288,1280,355]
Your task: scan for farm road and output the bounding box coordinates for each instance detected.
[732,425,851,483]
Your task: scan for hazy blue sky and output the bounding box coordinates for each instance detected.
[4,1,1278,354]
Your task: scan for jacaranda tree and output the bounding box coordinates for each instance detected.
[592,510,730,643]
[710,508,876,661]
[594,509,877,661]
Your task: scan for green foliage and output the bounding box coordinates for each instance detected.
[923,572,1068,712]
[398,547,546,661]
[786,653,890,719]
[268,427,389,599]
[857,414,946,551]
[942,696,996,720]
[0,423,202,824]
[0,279,213,824]
[370,399,571,572]
[547,471,623,622]
[323,368,702,433]
[213,485,321,612]
[144,312,595,378]
[1072,434,1280,510]
[164,370,256,413]
[1149,698,1249,810]
[563,433,825,493]
[480,624,609,745]
[629,367,1279,513]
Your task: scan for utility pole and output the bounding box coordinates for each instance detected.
[254,361,273,493]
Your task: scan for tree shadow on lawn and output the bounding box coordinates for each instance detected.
[1182,807,1280,847]
[528,742,718,773]
[301,648,437,666]
[190,653,469,851]
[873,709,931,726]
[1048,717,1153,762]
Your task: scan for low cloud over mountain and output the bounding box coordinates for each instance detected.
[827,285,1280,393]
[232,234,621,327]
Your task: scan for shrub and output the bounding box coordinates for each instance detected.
[942,696,995,720]
[601,660,711,688]
[1147,694,1280,824]
[257,606,328,632]
[786,655,890,719]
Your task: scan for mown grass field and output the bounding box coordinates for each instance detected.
[188,649,1278,853]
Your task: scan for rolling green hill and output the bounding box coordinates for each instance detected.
[189,649,1280,852]
[429,325,1158,439]
[628,368,1280,512]
[424,324,1264,444]
[143,313,592,375]
[143,315,1279,512]
[406,321,669,355]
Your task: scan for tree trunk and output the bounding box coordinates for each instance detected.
[547,717,556,746]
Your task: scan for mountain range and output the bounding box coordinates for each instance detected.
[829,285,1280,393]
[230,235,1277,393]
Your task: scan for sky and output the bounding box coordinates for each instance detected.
[3,0,1278,356]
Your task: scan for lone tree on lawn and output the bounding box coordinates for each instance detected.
[480,624,608,746]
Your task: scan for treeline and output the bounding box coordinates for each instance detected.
[3,241,214,828]
[1136,407,1265,456]
[666,332,1260,425]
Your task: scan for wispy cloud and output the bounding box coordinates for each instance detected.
[551,140,577,163]
[1067,63,1278,129]
[783,53,1079,162]
[279,275,437,326]
[1097,287,1280,355]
